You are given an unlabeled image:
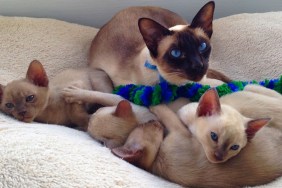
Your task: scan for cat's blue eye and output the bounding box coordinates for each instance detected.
[5,103,14,109]
[170,49,182,58]
[26,95,35,102]
[210,132,218,142]
[230,145,240,150]
[198,42,207,53]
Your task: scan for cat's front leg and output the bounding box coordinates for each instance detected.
[62,86,125,107]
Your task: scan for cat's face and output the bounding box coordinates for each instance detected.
[179,89,270,163]
[0,60,49,123]
[195,108,248,163]
[139,1,214,85]
[0,80,49,122]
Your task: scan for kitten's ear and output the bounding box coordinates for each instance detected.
[245,118,271,140]
[111,145,143,164]
[26,60,49,87]
[197,88,221,117]
[114,100,133,118]
[190,1,215,38]
[138,18,172,57]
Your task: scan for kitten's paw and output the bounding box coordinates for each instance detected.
[61,86,84,104]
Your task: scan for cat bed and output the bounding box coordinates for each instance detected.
[0,12,282,187]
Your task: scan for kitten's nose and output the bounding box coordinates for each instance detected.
[214,151,224,161]
[18,111,27,116]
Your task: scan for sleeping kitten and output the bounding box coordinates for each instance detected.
[0,60,113,130]
[62,85,157,148]
[89,1,231,88]
[113,104,282,187]
[177,88,270,163]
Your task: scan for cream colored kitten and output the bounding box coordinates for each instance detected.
[177,88,270,163]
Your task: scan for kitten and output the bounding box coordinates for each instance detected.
[177,88,270,163]
[62,85,157,148]
[89,1,231,88]
[113,104,282,187]
[0,60,113,131]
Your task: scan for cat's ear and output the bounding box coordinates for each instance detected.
[197,88,221,117]
[111,145,143,164]
[138,18,172,57]
[26,60,49,87]
[245,118,271,140]
[190,1,215,38]
[114,100,133,118]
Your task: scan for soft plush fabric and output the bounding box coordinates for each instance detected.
[0,12,281,187]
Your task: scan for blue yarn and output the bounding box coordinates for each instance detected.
[268,80,276,89]
[140,86,153,107]
[228,83,239,92]
[187,83,202,98]
[116,84,133,99]
[160,82,174,102]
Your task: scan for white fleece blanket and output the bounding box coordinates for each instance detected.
[0,12,281,187]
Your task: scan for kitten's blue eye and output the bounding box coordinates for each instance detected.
[5,103,14,109]
[170,49,182,58]
[26,95,35,102]
[210,132,218,142]
[199,42,207,53]
[230,145,240,150]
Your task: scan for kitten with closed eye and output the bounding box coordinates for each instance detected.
[177,88,270,163]
[89,1,231,88]
[0,60,113,130]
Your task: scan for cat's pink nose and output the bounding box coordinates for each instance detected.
[214,151,223,161]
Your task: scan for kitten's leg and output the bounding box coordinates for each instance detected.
[207,69,232,83]
[69,104,90,131]
[62,86,124,106]
[150,104,189,134]
[244,85,282,100]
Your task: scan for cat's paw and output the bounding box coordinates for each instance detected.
[61,86,84,104]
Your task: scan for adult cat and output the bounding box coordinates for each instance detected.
[89,1,230,87]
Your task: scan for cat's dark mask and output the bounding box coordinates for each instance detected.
[138,1,214,84]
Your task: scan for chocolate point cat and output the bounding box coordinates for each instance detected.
[89,1,230,87]
[0,60,113,130]
[178,88,270,163]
